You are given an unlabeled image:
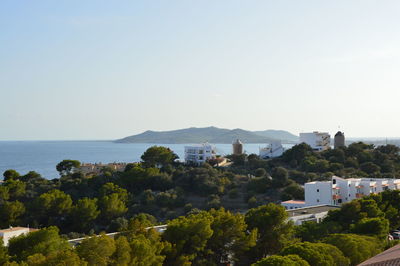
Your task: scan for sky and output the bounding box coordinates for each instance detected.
[1,1,400,140]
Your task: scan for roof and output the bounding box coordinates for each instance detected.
[359,244,400,265]
[335,131,344,136]
[282,200,305,204]
[233,139,243,144]
[0,227,30,233]
[286,205,339,217]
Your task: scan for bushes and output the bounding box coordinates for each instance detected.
[323,234,383,265]
[281,242,349,266]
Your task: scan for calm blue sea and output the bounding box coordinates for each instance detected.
[0,141,294,180]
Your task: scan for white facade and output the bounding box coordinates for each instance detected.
[259,141,285,159]
[299,131,331,151]
[0,227,31,246]
[305,176,400,206]
[184,143,216,165]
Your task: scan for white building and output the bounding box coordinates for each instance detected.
[184,143,216,165]
[0,227,34,246]
[286,205,339,225]
[259,141,285,159]
[305,176,400,207]
[299,131,331,151]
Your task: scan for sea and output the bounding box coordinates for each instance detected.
[0,141,294,180]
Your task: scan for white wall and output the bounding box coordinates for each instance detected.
[0,228,30,246]
[305,181,332,206]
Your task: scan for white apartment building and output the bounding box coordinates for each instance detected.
[305,176,400,207]
[184,143,216,165]
[299,131,331,151]
[259,141,285,159]
[0,227,35,246]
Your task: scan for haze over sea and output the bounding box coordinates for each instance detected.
[0,141,293,179]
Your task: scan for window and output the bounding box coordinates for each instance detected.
[338,199,342,203]
[317,189,319,192]
[317,199,319,202]
[349,184,351,187]
[333,179,336,184]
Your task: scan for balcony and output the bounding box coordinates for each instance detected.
[332,194,341,200]
[356,193,363,198]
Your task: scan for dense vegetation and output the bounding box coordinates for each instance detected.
[1,142,400,265]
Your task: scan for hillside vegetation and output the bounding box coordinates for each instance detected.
[1,143,400,265]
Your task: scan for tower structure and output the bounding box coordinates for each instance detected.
[334,131,345,149]
[232,139,243,155]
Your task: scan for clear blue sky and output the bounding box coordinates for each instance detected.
[1,0,400,140]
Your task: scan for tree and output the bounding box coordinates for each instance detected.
[295,221,342,242]
[253,254,309,266]
[99,183,128,203]
[204,208,257,264]
[282,143,313,166]
[8,227,71,262]
[25,250,87,266]
[376,144,400,155]
[129,234,166,265]
[0,237,9,265]
[0,201,25,227]
[70,198,100,232]
[99,193,128,222]
[245,204,295,261]
[4,179,26,199]
[271,167,289,187]
[0,186,9,203]
[111,236,131,266]
[323,234,382,265]
[33,189,73,226]
[3,169,20,181]
[56,160,81,176]
[281,242,349,266]
[324,199,383,231]
[360,162,381,175]
[123,214,167,265]
[77,234,116,266]
[351,217,389,238]
[255,168,267,177]
[141,146,178,168]
[281,184,304,201]
[163,212,213,264]
[228,154,247,166]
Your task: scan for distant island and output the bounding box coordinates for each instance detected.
[115,126,299,144]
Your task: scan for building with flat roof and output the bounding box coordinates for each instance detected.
[299,131,331,151]
[184,143,216,165]
[286,205,339,225]
[0,227,37,246]
[281,200,306,210]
